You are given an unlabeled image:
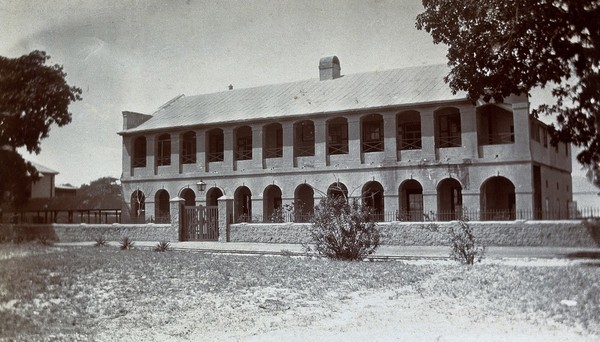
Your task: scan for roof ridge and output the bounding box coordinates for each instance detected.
[182,63,449,98]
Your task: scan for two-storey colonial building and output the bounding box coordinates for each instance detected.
[119,56,572,224]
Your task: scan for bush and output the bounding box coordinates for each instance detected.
[120,237,134,250]
[154,241,171,252]
[307,196,380,261]
[448,214,485,265]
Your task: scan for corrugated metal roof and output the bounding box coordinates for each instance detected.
[122,63,466,134]
[29,161,58,175]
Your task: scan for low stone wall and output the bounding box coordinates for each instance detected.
[229,223,313,244]
[229,220,600,247]
[0,223,177,243]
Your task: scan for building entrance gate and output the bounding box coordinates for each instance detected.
[182,205,218,241]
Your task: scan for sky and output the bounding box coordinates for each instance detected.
[0,0,588,189]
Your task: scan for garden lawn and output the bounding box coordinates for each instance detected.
[0,243,599,341]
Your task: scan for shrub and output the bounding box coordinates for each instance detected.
[94,236,107,247]
[307,196,380,261]
[448,214,485,265]
[120,237,134,250]
[154,241,171,252]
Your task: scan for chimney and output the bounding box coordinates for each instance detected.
[319,56,341,81]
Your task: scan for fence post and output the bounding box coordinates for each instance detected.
[169,197,185,241]
[218,196,233,242]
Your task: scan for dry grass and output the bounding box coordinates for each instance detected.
[0,243,598,341]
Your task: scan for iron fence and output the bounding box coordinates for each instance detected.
[1,209,122,224]
[231,207,600,224]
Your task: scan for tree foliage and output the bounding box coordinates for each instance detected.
[416,0,600,170]
[0,50,82,206]
[308,196,380,261]
[76,177,123,209]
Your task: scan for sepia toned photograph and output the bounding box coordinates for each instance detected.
[1,0,599,340]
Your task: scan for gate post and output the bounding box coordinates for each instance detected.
[217,196,233,242]
[169,197,185,241]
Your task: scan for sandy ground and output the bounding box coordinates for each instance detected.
[91,285,597,342]
[2,246,598,341]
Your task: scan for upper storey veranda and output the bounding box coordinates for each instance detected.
[119,57,571,179]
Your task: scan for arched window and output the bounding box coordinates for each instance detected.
[477,105,514,145]
[235,126,252,161]
[361,114,384,153]
[234,186,252,222]
[437,178,462,221]
[130,190,145,222]
[327,182,348,200]
[480,176,516,220]
[397,111,421,150]
[181,131,196,164]
[207,128,224,162]
[156,134,171,166]
[435,107,461,148]
[362,181,384,221]
[154,189,170,223]
[264,123,283,158]
[180,188,196,207]
[133,137,146,167]
[206,187,224,206]
[294,120,315,157]
[294,184,314,222]
[327,117,348,155]
[263,185,283,222]
[399,180,423,221]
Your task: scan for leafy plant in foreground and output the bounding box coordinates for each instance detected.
[37,235,53,246]
[448,213,485,265]
[94,236,107,247]
[307,196,380,261]
[154,241,171,252]
[120,237,134,250]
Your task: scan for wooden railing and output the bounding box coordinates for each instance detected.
[264,147,283,158]
[398,138,422,150]
[480,132,514,145]
[294,145,315,157]
[235,150,252,160]
[207,151,224,162]
[437,135,461,148]
[328,143,348,155]
[362,140,384,153]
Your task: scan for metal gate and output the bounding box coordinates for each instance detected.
[182,205,219,241]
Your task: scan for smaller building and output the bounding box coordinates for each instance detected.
[29,162,59,199]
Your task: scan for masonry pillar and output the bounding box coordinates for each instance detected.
[222,127,234,172]
[382,114,397,164]
[147,135,156,175]
[420,108,436,162]
[511,95,532,159]
[422,191,437,219]
[282,121,294,168]
[348,117,361,163]
[218,196,233,242]
[122,136,132,177]
[460,107,478,159]
[169,197,184,241]
[171,133,181,174]
[196,129,206,172]
[252,125,263,169]
[314,118,327,166]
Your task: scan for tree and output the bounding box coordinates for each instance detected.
[76,177,123,209]
[416,0,600,179]
[0,50,82,206]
